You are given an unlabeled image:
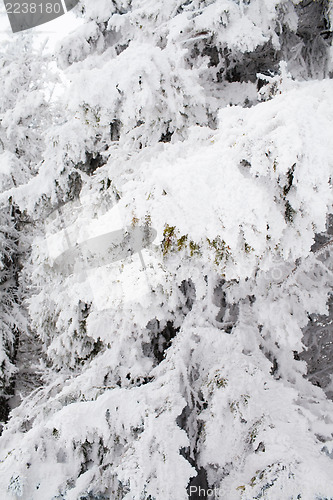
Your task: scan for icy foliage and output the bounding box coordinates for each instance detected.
[0,1,332,499]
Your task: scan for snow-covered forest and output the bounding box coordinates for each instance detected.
[0,0,333,498]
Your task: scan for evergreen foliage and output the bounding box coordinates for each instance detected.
[0,1,332,499]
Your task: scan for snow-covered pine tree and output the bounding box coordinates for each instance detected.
[0,1,333,499]
[0,34,52,428]
[0,198,21,427]
[0,34,52,169]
